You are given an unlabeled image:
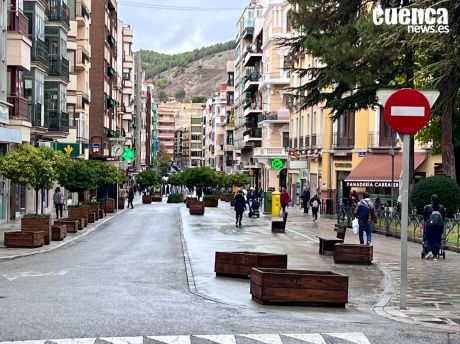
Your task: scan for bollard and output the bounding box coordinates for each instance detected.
[272,191,281,216]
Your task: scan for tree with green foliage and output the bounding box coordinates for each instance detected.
[192,96,207,103]
[157,144,172,170]
[157,78,169,89]
[59,160,98,205]
[175,89,186,101]
[168,172,184,186]
[285,0,460,182]
[0,144,71,214]
[229,173,251,188]
[136,170,162,192]
[410,176,460,217]
[182,167,216,190]
[159,90,168,102]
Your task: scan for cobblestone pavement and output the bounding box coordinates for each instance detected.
[181,202,460,329]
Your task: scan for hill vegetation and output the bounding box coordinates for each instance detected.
[140,41,236,79]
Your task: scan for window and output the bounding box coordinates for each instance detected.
[35,6,45,41]
[312,111,317,134]
[68,50,75,73]
[67,0,76,19]
[67,104,76,127]
[283,132,289,148]
[227,131,234,145]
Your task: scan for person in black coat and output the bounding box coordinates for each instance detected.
[128,187,135,209]
[234,190,246,227]
[301,187,310,214]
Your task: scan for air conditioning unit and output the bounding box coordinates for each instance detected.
[38,141,53,148]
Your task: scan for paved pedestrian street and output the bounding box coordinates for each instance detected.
[0,332,373,344]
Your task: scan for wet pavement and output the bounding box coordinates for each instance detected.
[180,202,460,329]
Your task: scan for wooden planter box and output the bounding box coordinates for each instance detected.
[118,197,126,209]
[88,212,96,223]
[186,197,198,208]
[230,199,236,207]
[4,231,45,248]
[250,268,349,307]
[204,198,218,207]
[151,193,162,202]
[318,238,343,255]
[222,194,233,202]
[99,209,104,219]
[142,194,152,204]
[21,217,52,245]
[189,201,205,215]
[54,219,79,233]
[215,252,288,278]
[86,203,100,220]
[334,244,373,264]
[51,225,67,241]
[66,218,84,230]
[105,199,115,213]
[68,207,89,226]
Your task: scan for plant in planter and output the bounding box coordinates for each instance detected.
[20,213,52,245]
[137,171,162,202]
[59,160,98,206]
[203,194,219,207]
[0,144,71,214]
[167,193,183,203]
[68,203,90,224]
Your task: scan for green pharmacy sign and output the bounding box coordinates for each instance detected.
[271,158,284,171]
[122,148,135,161]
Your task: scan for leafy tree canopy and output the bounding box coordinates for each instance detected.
[168,172,184,186]
[157,144,172,169]
[192,96,208,103]
[59,160,98,204]
[182,167,216,189]
[136,170,162,188]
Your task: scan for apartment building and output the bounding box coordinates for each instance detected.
[133,52,146,171]
[233,0,263,178]
[64,0,91,159]
[88,0,119,159]
[121,25,134,151]
[174,103,203,168]
[223,61,236,174]
[157,102,183,157]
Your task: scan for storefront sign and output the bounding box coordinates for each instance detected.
[54,143,80,157]
[345,181,399,188]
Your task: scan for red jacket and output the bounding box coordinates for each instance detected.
[280,191,290,205]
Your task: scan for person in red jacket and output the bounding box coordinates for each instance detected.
[280,187,290,214]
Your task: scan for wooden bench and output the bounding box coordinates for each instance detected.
[4,231,45,248]
[215,252,288,278]
[318,226,347,255]
[51,225,67,241]
[334,244,373,264]
[271,212,288,233]
[250,268,348,307]
[54,219,79,233]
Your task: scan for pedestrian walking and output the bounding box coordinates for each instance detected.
[234,189,246,227]
[349,190,359,206]
[53,187,64,219]
[353,192,377,245]
[127,187,135,209]
[422,194,446,260]
[309,195,321,222]
[280,187,290,214]
[301,187,310,214]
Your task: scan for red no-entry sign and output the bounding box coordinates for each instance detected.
[384,88,431,135]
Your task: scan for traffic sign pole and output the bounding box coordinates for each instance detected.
[400,134,410,310]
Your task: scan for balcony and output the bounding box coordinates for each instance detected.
[253,147,289,159]
[76,0,91,23]
[46,111,69,133]
[8,10,29,34]
[258,111,290,123]
[76,91,90,111]
[242,19,255,38]
[243,71,261,92]
[332,132,355,148]
[107,34,116,47]
[368,132,395,148]
[32,39,48,69]
[29,104,43,127]
[8,96,29,121]
[47,1,70,30]
[243,128,262,140]
[244,104,262,117]
[76,45,90,70]
[48,57,69,82]
[243,45,263,67]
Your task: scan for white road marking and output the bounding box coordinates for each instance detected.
[239,334,282,344]
[390,106,424,117]
[3,269,71,281]
[99,337,143,344]
[193,335,236,344]
[282,333,327,344]
[147,336,191,344]
[324,332,371,344]
[51,339,96,344]
[285,228,316,242]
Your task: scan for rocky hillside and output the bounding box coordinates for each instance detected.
[149,49,236,101]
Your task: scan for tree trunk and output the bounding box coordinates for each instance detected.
[440,81,457,181]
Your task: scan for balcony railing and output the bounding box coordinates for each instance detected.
[304,135,310,147]
[32,39,48,67]
[76,0,90,19]
[47,111,69,133]
[76,45,90,65]
[243,128,262,138]
[253,147,289,158]
[311,134,317,147]
[368,132,395,148]
[259,112,279,122]
[48,57,70,81]
[47,1,70,28]
[8,96,29,121]
[8,10,29,34]
[76,92,90,110]
[332,132,355,148]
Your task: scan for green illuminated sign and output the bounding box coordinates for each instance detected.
[122,148,135,161]
[271,158,284,171]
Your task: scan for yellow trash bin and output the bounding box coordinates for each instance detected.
[272,191,281,216]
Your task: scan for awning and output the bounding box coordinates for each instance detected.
[344,152,426,188]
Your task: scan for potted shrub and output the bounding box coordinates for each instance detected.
[167,193,183,203]
[137,171,162,203]
[83,201,100,220]
[203,194,219,207]
[189,200,205,215]
[20,213,52,245]
[68,203,90,224]
[104,198,115,213]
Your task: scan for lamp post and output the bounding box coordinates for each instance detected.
[390,129,395,211]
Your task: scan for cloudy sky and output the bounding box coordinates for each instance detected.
[118,0,248,54]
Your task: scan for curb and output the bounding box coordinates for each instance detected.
[0,207,129,262]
